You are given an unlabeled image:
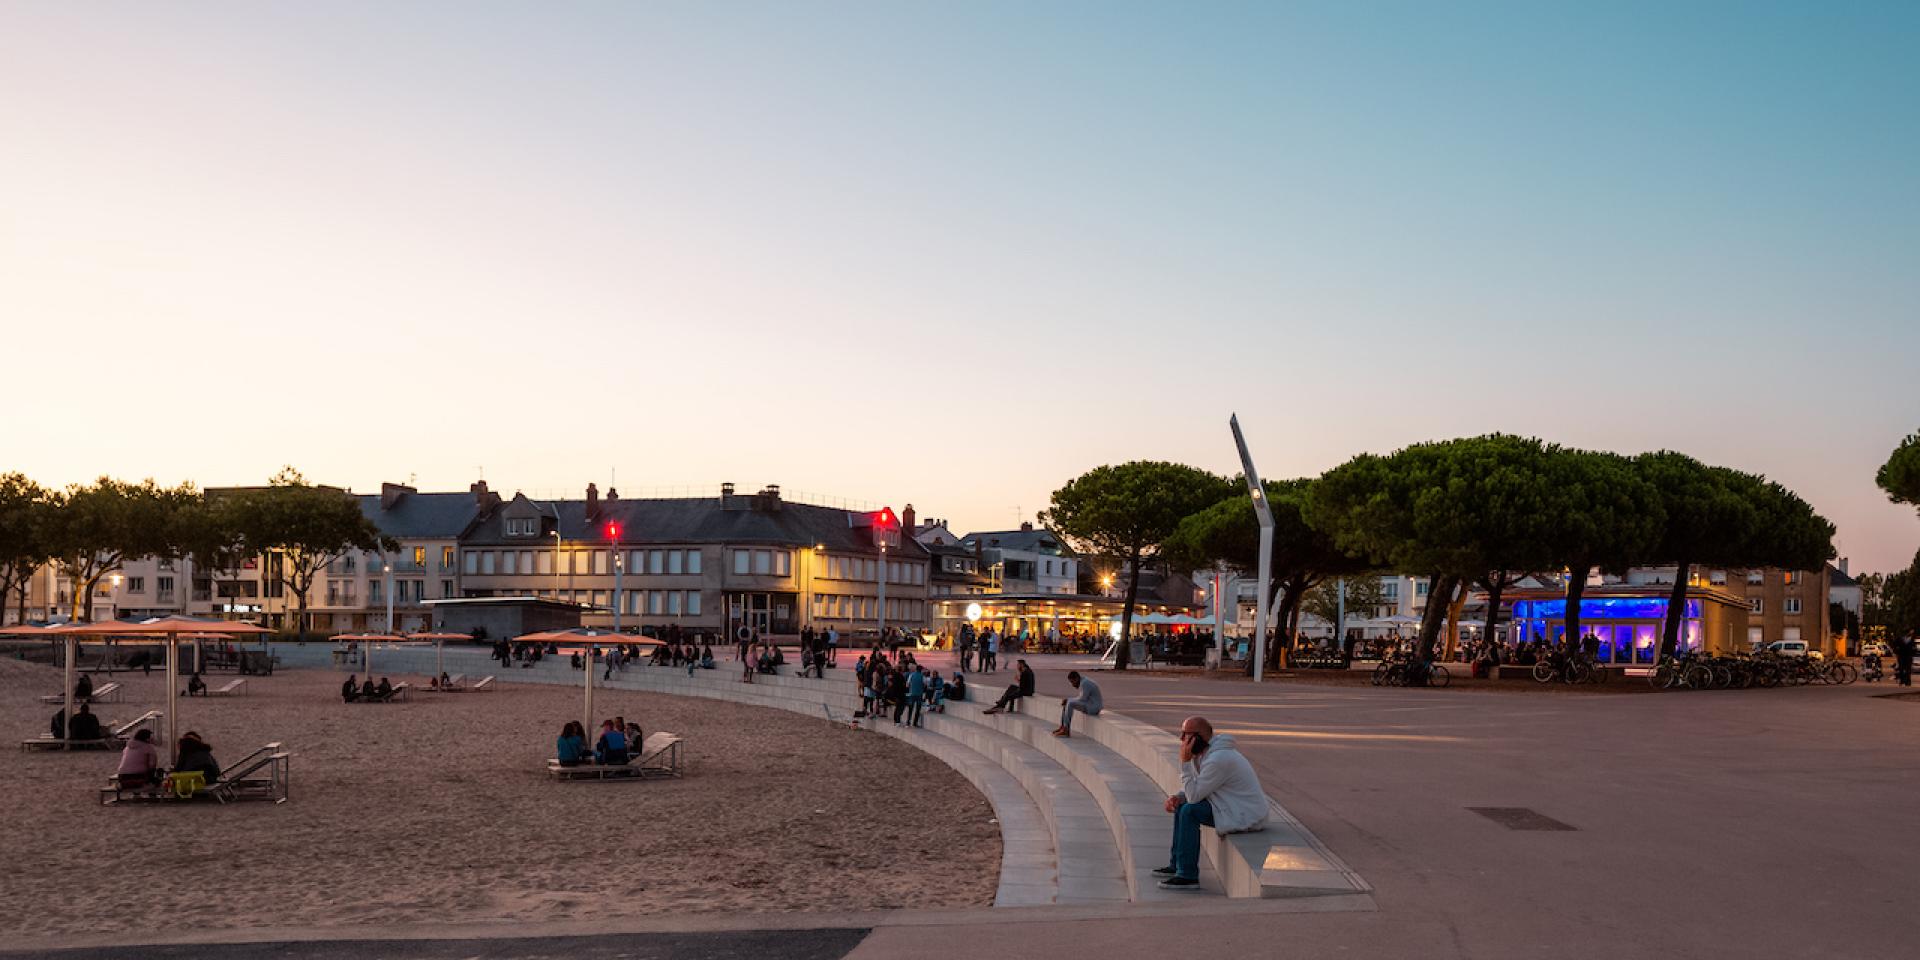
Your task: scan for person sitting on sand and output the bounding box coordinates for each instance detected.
[342,675,360,702]
[116,728,163,789]
[68,703,103,741]
[555,721,588,766]
[186,672,207,697]
[75,673,94,701]
[594,719,629,765]
[375,677,394,700]
[625,719,644,749]
[361,678,378,700]
[176,731,221,782]
[50,708,66,740]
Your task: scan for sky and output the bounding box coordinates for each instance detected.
[2,1,1916,571]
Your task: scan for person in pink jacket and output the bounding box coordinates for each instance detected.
[115,728,162,790]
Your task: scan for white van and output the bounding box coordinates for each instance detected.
[1766,640,1810,658]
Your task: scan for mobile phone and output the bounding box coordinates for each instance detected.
[1187,734,1209,754]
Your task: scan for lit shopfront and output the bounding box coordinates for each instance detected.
[1505,586,1750,662]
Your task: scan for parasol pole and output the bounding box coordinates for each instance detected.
[166,629,179,759]
[584,634,595,742]
[62,633,76,752]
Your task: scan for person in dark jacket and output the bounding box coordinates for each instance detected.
[75,673,94,701]
[982,660,1036,714]
[342,675,360,702]
[67,704,103,741]
[375,677,394,700]
[885,669,909,725]
[176,731,221,782]
[1893,632,1917,687]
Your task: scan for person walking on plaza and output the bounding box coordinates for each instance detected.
[1893,632,1916,687]
[983,629,999,673]
[958,625,974,673]
[1052,670,1102,737]
[982,659,1035,714]
[1156,716,1268,891]
[826,625,840,665]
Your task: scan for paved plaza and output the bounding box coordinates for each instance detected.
[11,650,1916,960]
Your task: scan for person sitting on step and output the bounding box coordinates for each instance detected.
[981,660,1035,714]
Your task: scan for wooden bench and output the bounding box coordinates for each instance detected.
[100,742,289,805]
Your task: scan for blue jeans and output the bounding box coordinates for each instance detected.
[1168,799,1215,880]
[1060,700,1099,732]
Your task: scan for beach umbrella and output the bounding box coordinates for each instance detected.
[48,621,150,751]
[408,632,473,681]
[331,633,406,677]
[128,616,270,755]
[515,628,657,738]
[3,624,75,749]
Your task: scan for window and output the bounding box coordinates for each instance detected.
[126,577,145,593]
[734,550,750,575]
[1750,598,1764,614]
[506,518,537,536]
[668,591,682,615]
[501,551,517,575]
[686,591,701,616]
[463,551,478,575]
[442,547,455,570]
[412,547,426,568]
[754,550,771,575]
[369,581,383,604]
[442,580,455,598]
[157,576,174,595]
[649,591,664,615]
[592,590,609,608]
[536,551,552,575]
[776,551,790,576]
[1709,570,1727,585]
[1415,581,1431,598]
[481,552,496,575]
[687,550,702,575]
[591,551,607,576]
[520,551,532,574]
[1747,571,1765,585]
[1784,597,1802,615]
[1783,571,1800,586]
[668,550,683,575]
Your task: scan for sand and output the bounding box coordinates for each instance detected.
[0,658,1000,940]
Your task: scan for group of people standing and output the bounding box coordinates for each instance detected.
[956,623,1001,673]
[853,651,965,727]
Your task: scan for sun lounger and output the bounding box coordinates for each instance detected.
[436,674,466,692]
[471,676,494,692]
[545,732,685,781]
[20,709,162,752]
[39,681,122,705]
[100,742,288,805]
[208,678,247,697]
[348,683,410,703]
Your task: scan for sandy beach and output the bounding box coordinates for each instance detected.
[0,658,999,940]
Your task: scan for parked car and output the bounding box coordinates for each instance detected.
[1766,640,1810,658]
[1859,641,1891,659]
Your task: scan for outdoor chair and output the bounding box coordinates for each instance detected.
[209,678,247,697]
[471,676,494,691]
[440,674,467,692]
[40,680,123,705]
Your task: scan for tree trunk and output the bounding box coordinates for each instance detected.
[1115,543,1143,671]
[1413,573,1458,663]
[1483,573,1508,651]
[1563,564,1592,650]
[292,586,310,643]
[1659,559,1691,660]
[1444,582,1467,660]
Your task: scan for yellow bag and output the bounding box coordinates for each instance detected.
[167,771,206,798]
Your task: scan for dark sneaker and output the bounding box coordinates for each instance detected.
[1157,877,1201,891]
[1151,865,1177,876]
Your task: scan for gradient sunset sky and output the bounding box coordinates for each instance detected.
[3,2,1916,571]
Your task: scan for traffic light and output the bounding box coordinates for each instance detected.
[870,507,899,548]
[605,521,621,542]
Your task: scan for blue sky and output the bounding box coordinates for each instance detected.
[2,1,1916,570]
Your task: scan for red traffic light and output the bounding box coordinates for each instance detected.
[605,521,621,541]
[873,507,896,528]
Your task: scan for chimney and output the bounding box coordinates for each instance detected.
[585,482,600,520]
[606,487,618,502]
[902,504,916,535]
[755,485,782,512]
[1020,520,1033,532]
[381,482,414,511]
[469,479,490,506]
[1838,557,1849,576]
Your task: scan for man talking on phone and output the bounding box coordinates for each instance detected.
[1156,716,1268,891]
